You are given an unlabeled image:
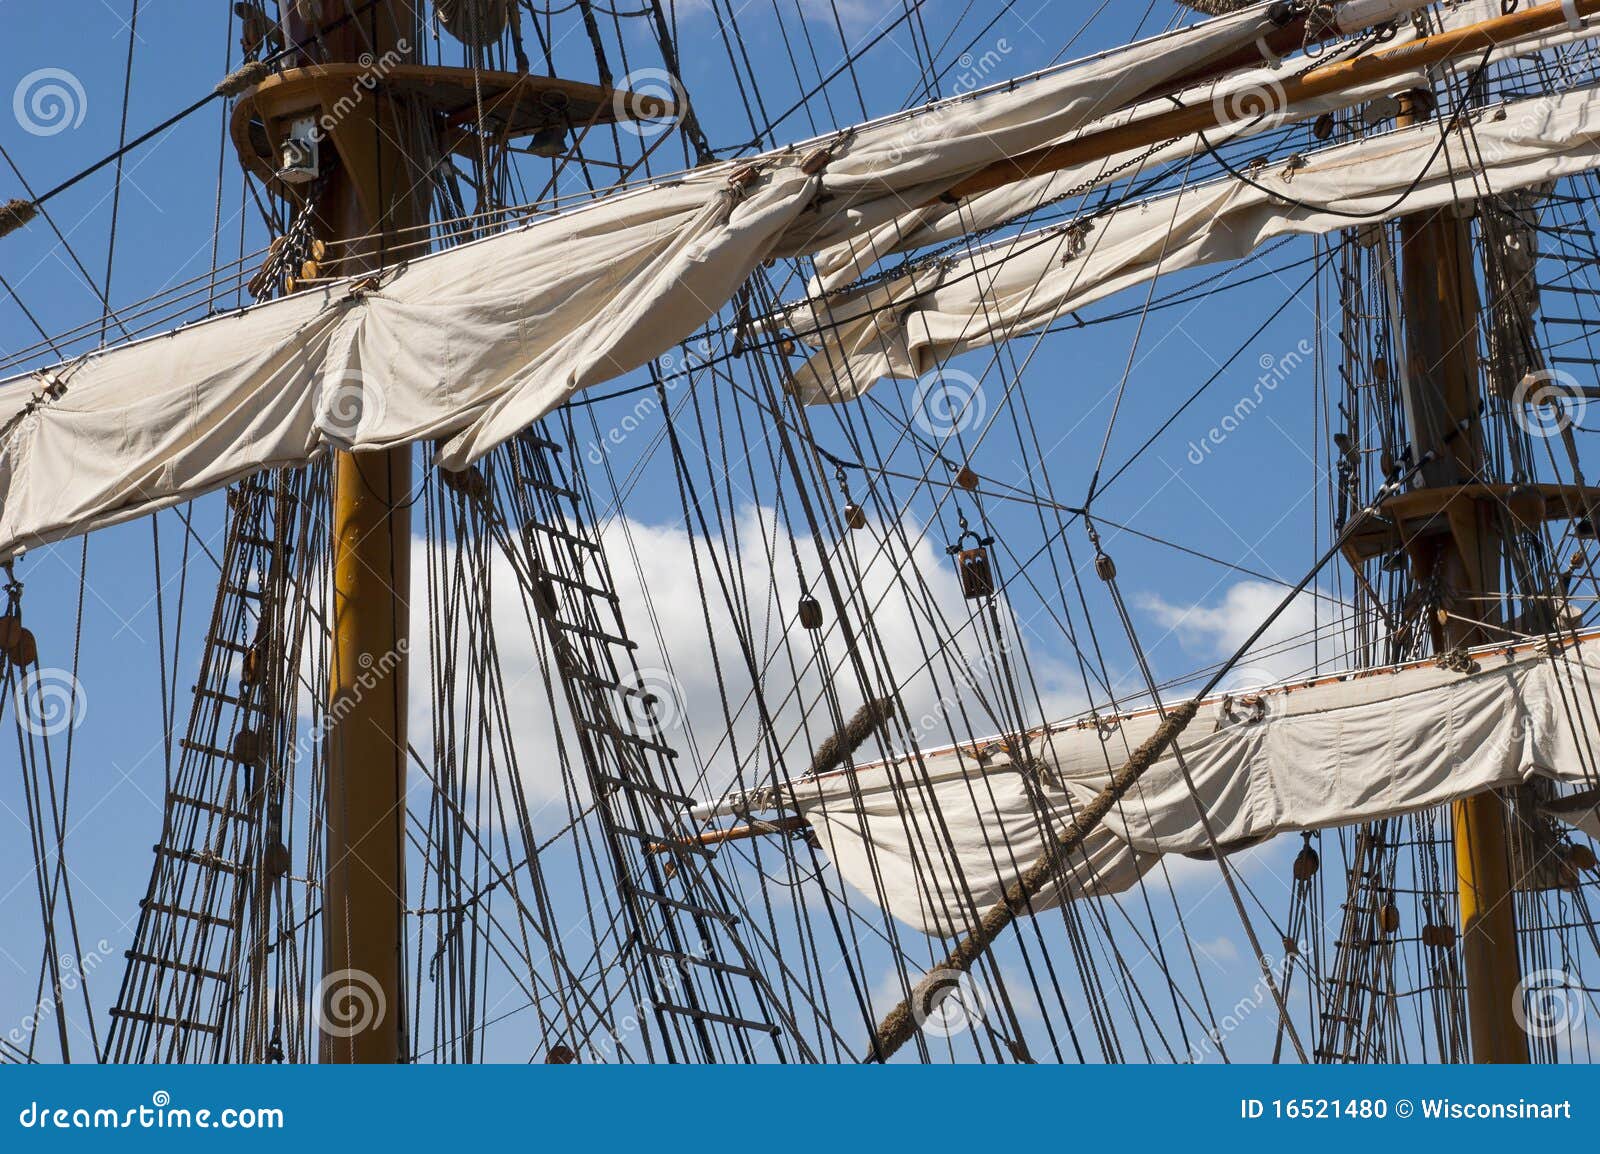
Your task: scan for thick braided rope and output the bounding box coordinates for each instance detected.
[867,699,1200,1061]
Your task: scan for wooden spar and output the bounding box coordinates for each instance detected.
[941,0,1600,205]
[648,817,808,855]
[692,630,1600,858]
[267,0,425,1065]
[864,703,1202,1062]
[654,697,897,853]
[1391,88,1529,1063]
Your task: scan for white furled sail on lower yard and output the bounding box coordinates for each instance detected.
[695,638,1600,936]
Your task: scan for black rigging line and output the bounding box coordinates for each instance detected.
[1191,46,1502,223]
[737,0,930,151]
[100,0,141,346]
[14,0,391,214]
[0,143,135,343]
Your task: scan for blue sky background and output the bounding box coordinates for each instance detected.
[0,0,1436,1063]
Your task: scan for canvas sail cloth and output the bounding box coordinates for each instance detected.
[804,0,1600,292]
[0,7,1286,560]
[771,642,1600,937]
[783,81,1600,403]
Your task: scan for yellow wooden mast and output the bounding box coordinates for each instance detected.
[268,0,424,1064]
[1393,88,1529,1063]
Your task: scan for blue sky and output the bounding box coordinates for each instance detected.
[0,1,1418,1063]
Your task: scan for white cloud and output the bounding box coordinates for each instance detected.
[1195,934,1239,964]
[1137,580,1336,687]
[409,503,1086,832]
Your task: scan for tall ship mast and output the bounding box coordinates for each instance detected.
[1,0,1598,1064]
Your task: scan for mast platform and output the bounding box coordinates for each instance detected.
[230,63,673,202]
[1341,482,1600,569]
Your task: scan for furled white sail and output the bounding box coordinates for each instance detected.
[805,0,1600,292]
[0,5,1286,560]
[749,639,1600,937]
[0,291,339,551]
[784,82,1600,403]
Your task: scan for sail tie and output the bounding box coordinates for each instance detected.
[0,199,36,239]
[214,61,270,99]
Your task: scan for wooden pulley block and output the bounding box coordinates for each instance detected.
[544,1044,578,1064]
[955,466,980,491]
[248,243,285,291]
[0,614,22,655]
[232,727,264,768]
[1420,922,1456,949]
[843,503,867,531]
[241,643,266,687]
[800,147,832,175]
[7,625,38,667]
[1292,844,1319,881]
[442,464,490,503]
[1504,483,1548,528]
[264,841,292,880]
[797,595,823,631]
[958,548,994,600]
[1379,899,1401,935]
